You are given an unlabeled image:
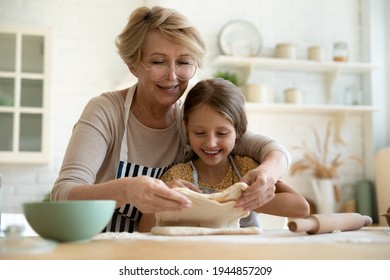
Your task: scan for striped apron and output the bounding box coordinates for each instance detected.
[189,155,261,228]
[103,88,185,232]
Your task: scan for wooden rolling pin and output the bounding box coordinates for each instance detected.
[288,213,372,234]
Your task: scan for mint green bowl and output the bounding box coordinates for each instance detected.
[23,200,115,242]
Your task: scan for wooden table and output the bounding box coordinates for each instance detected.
[1,227,389,260]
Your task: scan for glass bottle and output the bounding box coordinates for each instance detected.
[343,85,362,105]
[333,42,348,62]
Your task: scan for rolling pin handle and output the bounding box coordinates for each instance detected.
[288,217,319,233]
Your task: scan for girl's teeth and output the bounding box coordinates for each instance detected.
[204,150,218,155]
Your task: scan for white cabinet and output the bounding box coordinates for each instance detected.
[0,25,51,163]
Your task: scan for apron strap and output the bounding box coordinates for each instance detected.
[119,88,134,162]
[176,99,191,162]
[190,154,241,189]
[229,154,242,180]
[189,161,198,185]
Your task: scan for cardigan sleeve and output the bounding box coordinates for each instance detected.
[51,91,124,200]
[233,130,292,168]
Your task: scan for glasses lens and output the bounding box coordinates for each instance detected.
[148,65,167,81]
[147,64,196,81]
[176,64,196,81]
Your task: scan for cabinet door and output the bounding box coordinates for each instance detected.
[0,26,50,163]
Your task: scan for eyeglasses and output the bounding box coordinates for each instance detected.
[140,62,197,82]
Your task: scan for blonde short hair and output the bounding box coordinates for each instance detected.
[116,6,207,68]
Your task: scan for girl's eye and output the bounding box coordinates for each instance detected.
[193,131,204,135]
[217,131,230,136]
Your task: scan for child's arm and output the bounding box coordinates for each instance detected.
[253,181,310,218]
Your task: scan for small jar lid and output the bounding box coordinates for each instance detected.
[334,42,348,48]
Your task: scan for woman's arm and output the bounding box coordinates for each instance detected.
[234,130,291,181]
[51,92,192,213]
[67,176,192,213]
[234,130,292,210]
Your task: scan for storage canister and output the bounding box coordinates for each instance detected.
[333,42,348,62]
[276,43,296,59]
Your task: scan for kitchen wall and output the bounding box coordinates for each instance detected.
[0,0,388,213]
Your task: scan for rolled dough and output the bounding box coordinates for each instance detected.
[153,182,257,235]
[151,226,262,236]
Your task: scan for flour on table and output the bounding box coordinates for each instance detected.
[151,226,262,236]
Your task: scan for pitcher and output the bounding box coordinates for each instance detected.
[311,179,337,214]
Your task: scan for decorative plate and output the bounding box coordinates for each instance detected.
[218,20,262,57]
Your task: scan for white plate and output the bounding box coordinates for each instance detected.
[219,20,262,57]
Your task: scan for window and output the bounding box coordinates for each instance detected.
[0,25,50,163]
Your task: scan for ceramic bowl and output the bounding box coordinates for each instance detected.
[23,200,115,242]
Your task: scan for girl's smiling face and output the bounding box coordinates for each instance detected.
[186,104,237,167]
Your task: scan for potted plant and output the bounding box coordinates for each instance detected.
[290,119,362,213]
[213,71,240,86]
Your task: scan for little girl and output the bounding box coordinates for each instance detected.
[138,78,309,231]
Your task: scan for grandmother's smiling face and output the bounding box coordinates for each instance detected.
[132,31,194,108]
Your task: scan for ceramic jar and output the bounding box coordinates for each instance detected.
[276,43,296,59]
[284,88,303,104]
[244,84,273,103]
[308,46,325,61]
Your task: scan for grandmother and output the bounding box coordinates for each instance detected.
[51,6,291,232]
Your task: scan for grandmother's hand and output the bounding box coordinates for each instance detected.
[165,179,201,192]
[120,176,192,213]
[234,168,276,211]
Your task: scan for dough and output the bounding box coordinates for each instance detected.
[155,182,250,229]
[202,181,249,203]
[151,226,262,236]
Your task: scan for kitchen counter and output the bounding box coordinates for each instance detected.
[1,227,389,260]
